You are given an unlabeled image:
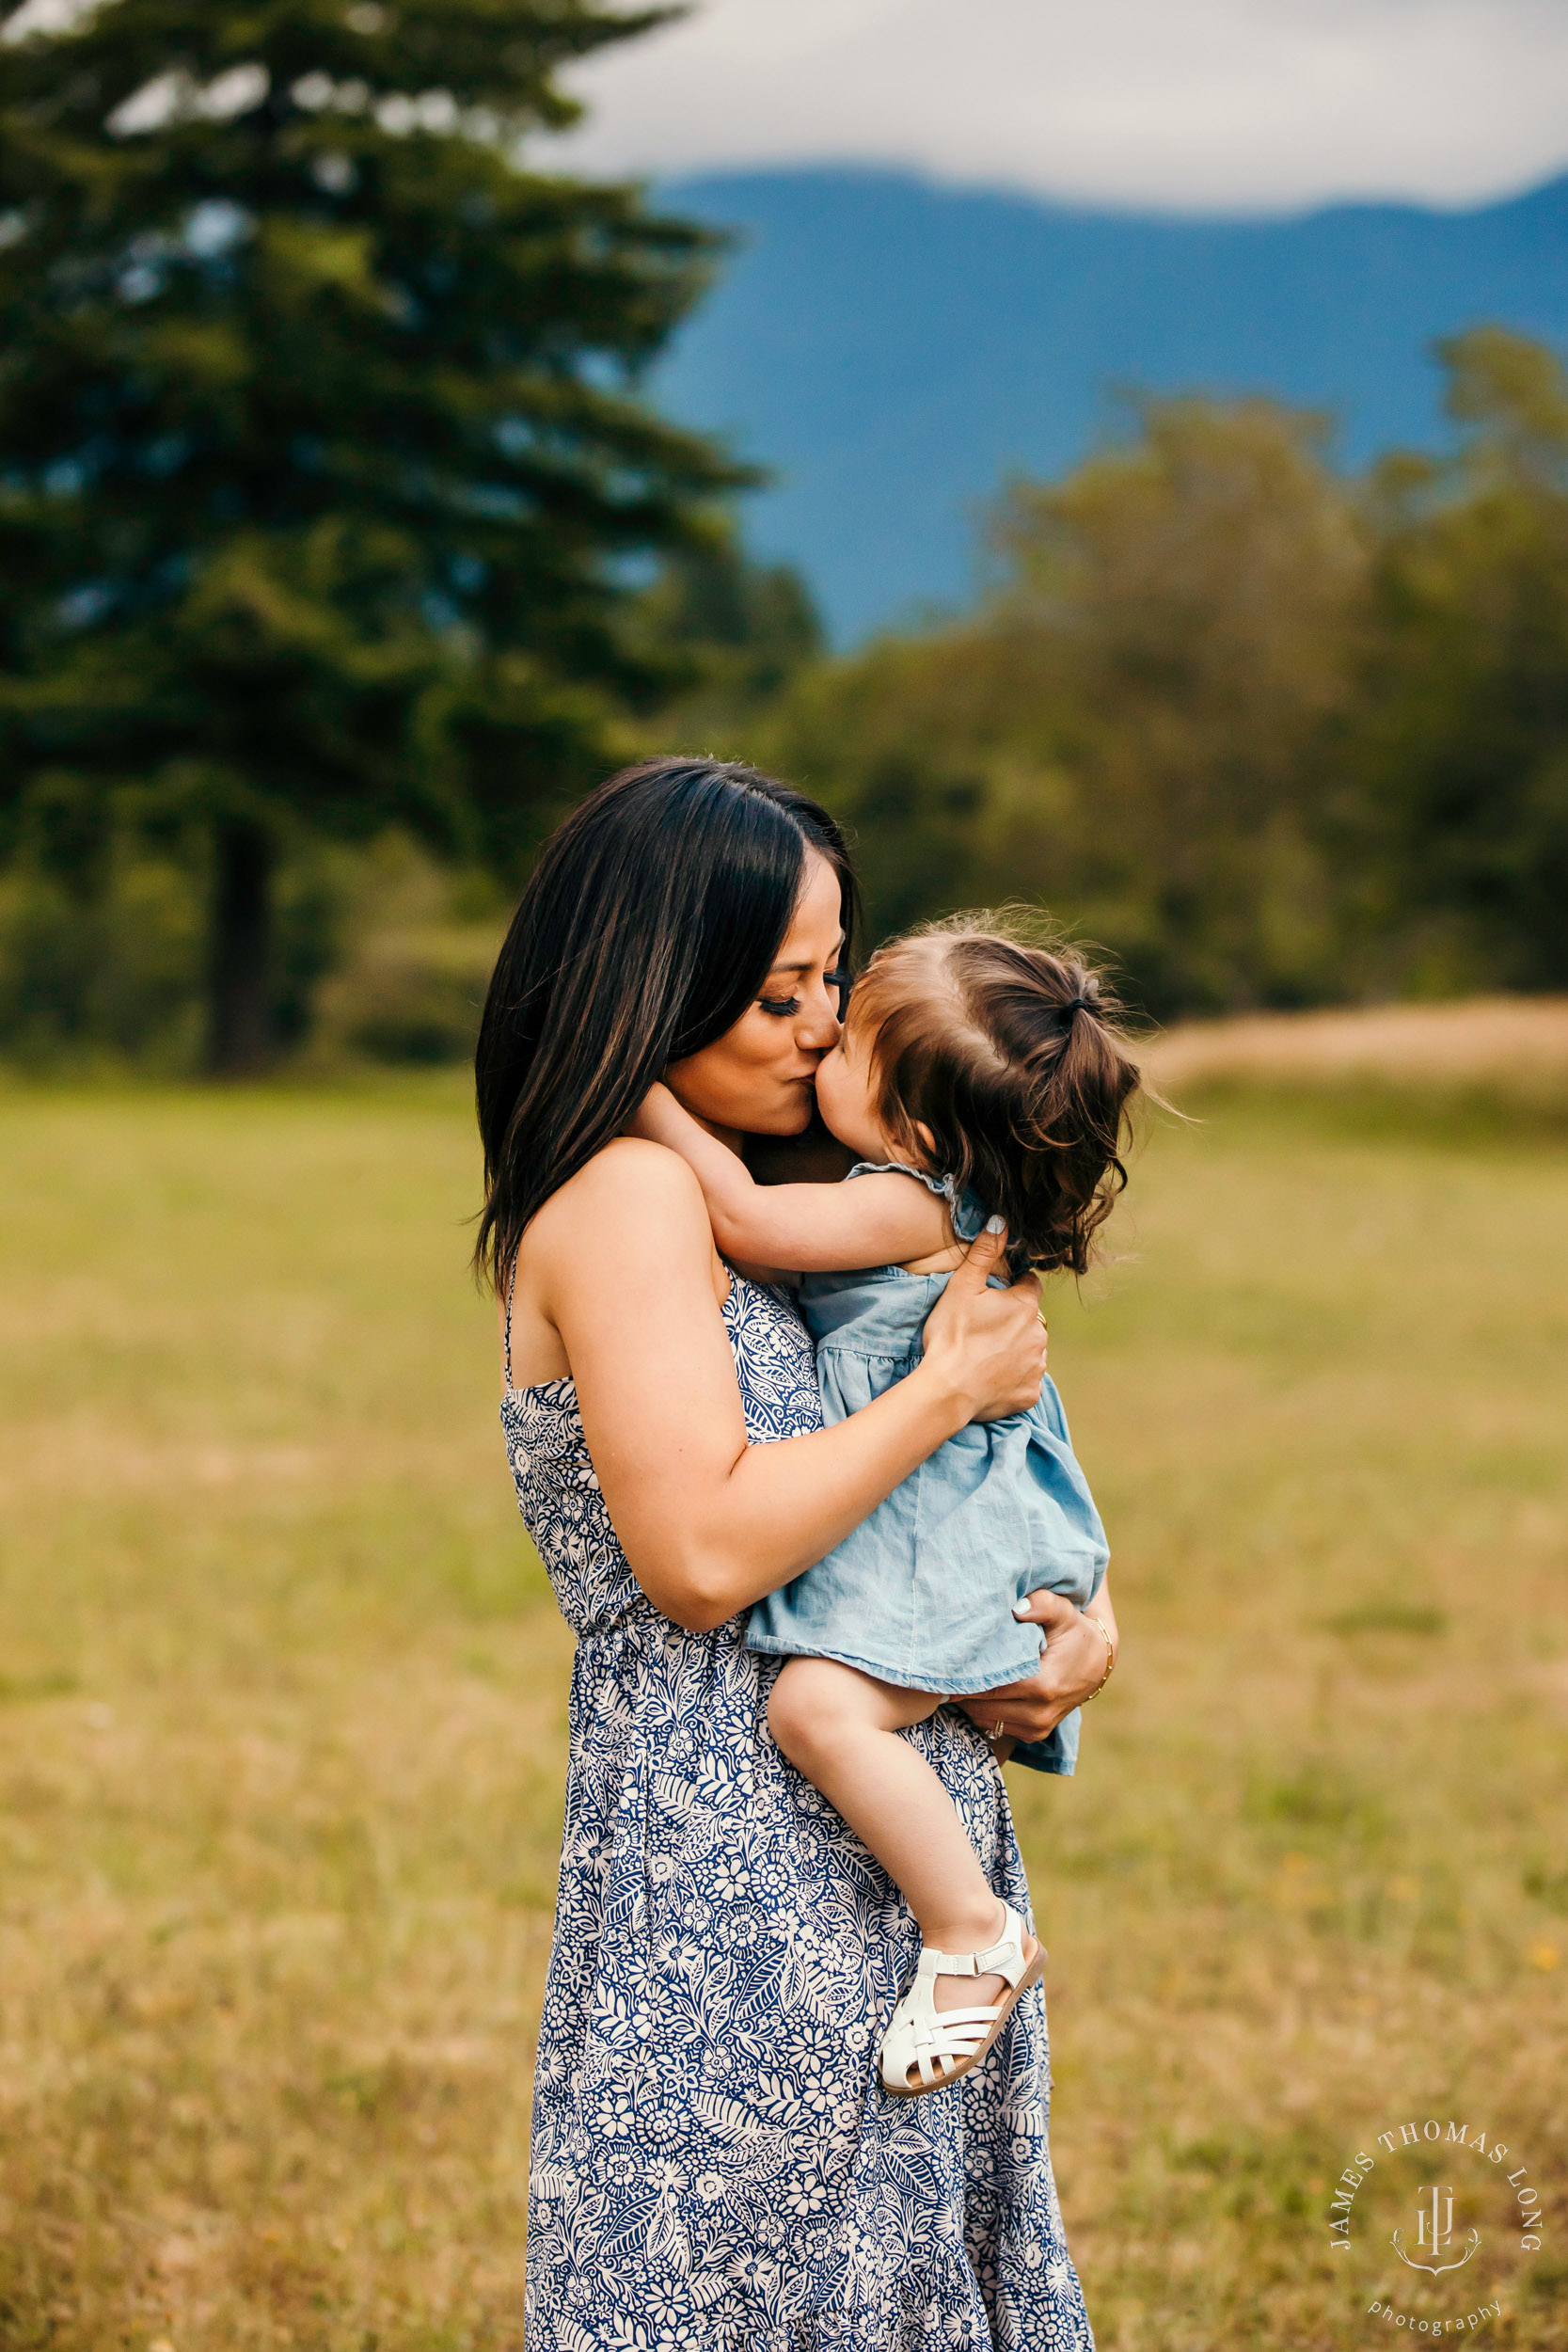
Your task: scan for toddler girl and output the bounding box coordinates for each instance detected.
[636,916,1139,2096]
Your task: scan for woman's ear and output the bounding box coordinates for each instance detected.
[912,1120,937,1160]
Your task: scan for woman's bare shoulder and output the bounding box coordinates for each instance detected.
[527,1137,710,1260]
[505,1144,716,1388]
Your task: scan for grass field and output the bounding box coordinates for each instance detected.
[1,1067,1564,2349]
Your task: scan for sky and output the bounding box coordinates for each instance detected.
[551,0,1568,215]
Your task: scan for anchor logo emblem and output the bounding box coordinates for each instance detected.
[1391,2185,1480,2275]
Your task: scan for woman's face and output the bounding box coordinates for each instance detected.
[666,850,846,1142]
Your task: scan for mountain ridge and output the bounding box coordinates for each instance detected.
[648,167,1568,641]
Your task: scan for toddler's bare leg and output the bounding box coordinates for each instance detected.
[768,1656,1013,2012]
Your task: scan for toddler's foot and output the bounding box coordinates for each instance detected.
[879,1903,1045,2097]
[930,1902,1009,2013]
[933,1963,1007,2013]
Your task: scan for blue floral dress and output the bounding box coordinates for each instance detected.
[501,1265,1094,2352]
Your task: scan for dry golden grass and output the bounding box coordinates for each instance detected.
[0,1063,1564,2348]
[0,1079,561,2349]
[1141,993,1568,1109]
[1028,1083,1568,2345]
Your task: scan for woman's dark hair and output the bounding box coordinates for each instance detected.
[474,756,857,1290]
[852,914,1142,1277]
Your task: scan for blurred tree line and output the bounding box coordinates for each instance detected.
[0,5,1564,1067]
[738,325,1568,1019]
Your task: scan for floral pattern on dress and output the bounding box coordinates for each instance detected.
[502,1270,1093,2351]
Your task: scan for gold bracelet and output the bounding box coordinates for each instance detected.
[1081,1613,1117,1702]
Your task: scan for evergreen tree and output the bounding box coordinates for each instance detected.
[0,0,741,1067]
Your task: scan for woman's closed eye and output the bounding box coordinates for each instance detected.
[758,966,850,1020]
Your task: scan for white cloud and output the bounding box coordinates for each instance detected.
[550,0,1568,213]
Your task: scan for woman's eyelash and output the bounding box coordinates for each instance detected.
[757,967,847,1017]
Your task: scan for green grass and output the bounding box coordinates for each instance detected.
[0,1076,1563,2349]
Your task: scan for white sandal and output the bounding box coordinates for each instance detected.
[879,1903,1045,2098]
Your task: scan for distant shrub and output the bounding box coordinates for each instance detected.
[0,855,203,1068]
[1247,1767,1388,1843]
[341,957,485,1066]
[1523,1866,1568,1916]
[309,834,502,1068]
[1327,1599,1447,1637]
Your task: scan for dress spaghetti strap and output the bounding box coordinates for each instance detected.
[503,1254,516,1391]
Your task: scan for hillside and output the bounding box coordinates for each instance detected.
[652,167,1568,640]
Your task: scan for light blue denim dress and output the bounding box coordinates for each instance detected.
[746,1163,1109,1776]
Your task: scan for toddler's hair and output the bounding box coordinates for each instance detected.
[850,914,1141,1275]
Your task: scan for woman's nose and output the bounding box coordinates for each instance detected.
[797,990,841,1053]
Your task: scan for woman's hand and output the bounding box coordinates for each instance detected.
[956,1590,1117,1745]
[918,1222,1047,1423]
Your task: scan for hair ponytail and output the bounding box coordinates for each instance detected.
[851,914,1141,1276]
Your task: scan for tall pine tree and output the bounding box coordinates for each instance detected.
[0,0,740,1067]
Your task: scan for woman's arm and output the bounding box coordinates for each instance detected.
[530,1138,1045,1634]
[632,1082,948,1271]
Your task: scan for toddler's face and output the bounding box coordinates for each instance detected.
[814,1007,896,1162]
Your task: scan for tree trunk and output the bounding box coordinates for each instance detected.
[205,818,275,1074]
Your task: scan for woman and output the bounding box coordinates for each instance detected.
[476,757,1112,2349]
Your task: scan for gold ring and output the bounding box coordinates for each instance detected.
[991,1718,1006,1740]
[1037,1311,1048,1330]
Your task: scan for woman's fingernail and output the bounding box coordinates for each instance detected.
[985,1214,1005,1233]
[1011,1601,1030,1617]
